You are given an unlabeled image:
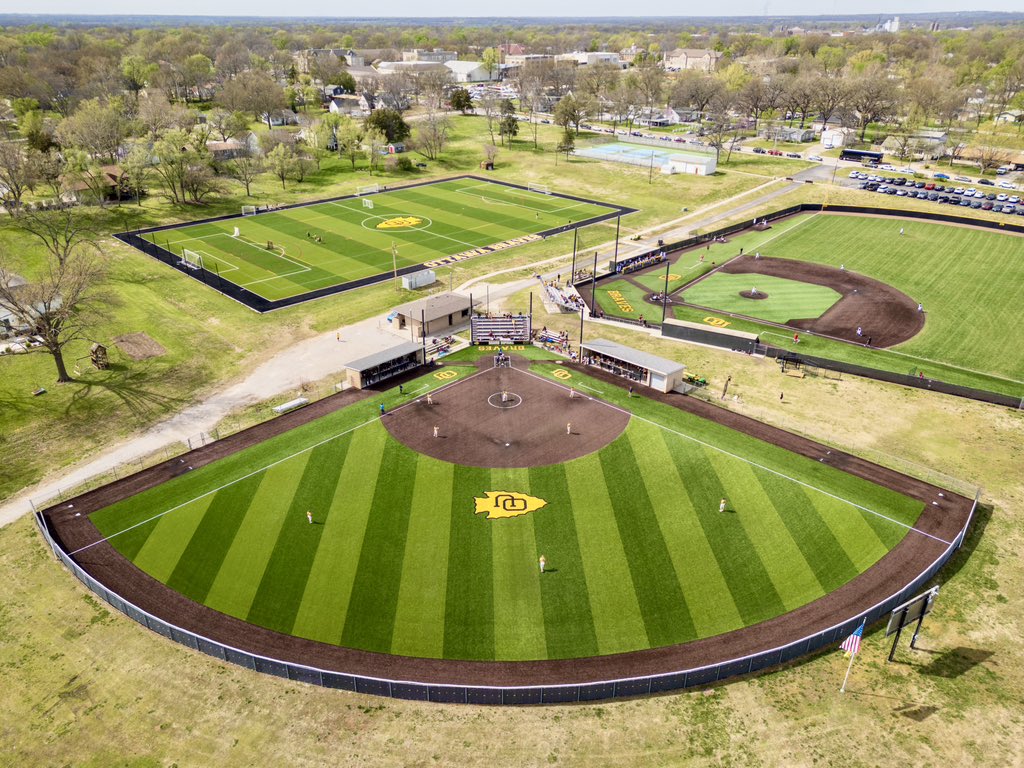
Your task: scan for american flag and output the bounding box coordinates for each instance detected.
[840,621,865,657]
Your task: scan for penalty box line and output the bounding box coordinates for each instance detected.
[517,367,953,546]
[68,368,490,558]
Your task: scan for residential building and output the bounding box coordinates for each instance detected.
[664,48,723,72]
[554,51,624,68]
[762,125,816,143]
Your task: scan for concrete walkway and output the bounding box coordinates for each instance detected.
[0,169,811,528]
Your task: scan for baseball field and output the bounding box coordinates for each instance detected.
[75,357,926,664]
[595,213,1024,396]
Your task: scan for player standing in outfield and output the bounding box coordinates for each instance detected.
[900,227,905,236]
[539,555,546,573]
[379,404,385,416]
[307,510,313,524]
[566,422,572,435]
[433,425,439,438]
[719,498,727,513]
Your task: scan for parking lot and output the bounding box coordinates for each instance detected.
[844,170,1024,216]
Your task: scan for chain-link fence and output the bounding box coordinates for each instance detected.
[32,487,979,704]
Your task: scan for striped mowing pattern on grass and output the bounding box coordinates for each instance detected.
[142,179,619,302]
[89,370,922,662]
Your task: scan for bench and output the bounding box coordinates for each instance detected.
[273,397,309,414]
[785,369,806,379]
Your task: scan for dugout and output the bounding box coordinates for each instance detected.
[662,318,760,354]
[393,292,472,339]
[580,338,686,393]
[344,341,425,389]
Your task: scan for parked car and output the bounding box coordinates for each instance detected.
[954,175,973,182]
[997,180,1016,189]
[808,155,823,161]
[979,178,995,186]
[934,173,950,180]
[785,152,802,158]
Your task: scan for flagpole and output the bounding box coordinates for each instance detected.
[840,650,856,693]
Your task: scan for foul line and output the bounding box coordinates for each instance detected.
[516,366,953,545]
[68,368,492,558]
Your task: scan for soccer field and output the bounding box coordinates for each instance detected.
[86,364,924,663]
[134,177,627,306]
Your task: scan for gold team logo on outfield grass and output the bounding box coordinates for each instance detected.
[474,491,547,520]
[377,216,423,229]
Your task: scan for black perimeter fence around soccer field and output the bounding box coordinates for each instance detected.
[574,203,1024,409]
[32,489,978,705]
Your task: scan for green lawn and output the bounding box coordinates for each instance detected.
[681,272,842,323]
[89,365,921,662]
[141,178,622,303]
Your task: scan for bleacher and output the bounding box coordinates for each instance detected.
[471,314,532,344]
[537,276,585,311]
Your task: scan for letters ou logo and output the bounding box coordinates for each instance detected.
[704,316,731,327]
[553,369,572,380]
[493,494,527,512]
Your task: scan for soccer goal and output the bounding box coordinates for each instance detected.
[528,182,551,195]
[362,198,374,209]
[241,205,258,216]
[357,183,380,196]
[180,249,204,271]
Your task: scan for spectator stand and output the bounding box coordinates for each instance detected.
[537,275,586,313]
[471,313,532,345]
[580,338,686,393]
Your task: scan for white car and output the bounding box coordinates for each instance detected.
[880,164,896,171]
[898,167,916,174]
[996,193,1009,201]
[975,191,986,198]
[997,180,1016,189]
[808,155,823,162]
[1009,196,1021,204]
[953,187,965,195]
[848,170,860,177]
[954,175,973,182]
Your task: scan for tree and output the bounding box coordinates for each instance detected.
[217,71,287,128]
[120,141,151,205]
[18,109,54,152]
[483,143,499,166]
[207,109,251,141]
[54,98,129,162]
[499,112,519,146]
[812,75,847,128]
[419,69,453,112]
[365,107,410,143]
[554,93,589,135]
[365,128,387,175]
[849,72,900,140]
[556,127,575,159]
[670,71,723,118]
[266,143,296,189]
[449,87,473,114]
[0,141,37,210]
[479,92,500,144]
[414,111,451,160]
[975,145,1011,175]
[481,47,500,82]
[336,117,365,169]
[0,233,106,383]
[121,55,157,102]
[151,129,219,204]
[137,92,192,138]
[227,151,265,196]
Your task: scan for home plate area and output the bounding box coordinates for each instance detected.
[384,361,630,469]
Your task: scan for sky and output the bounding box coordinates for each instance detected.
[0,0,1020,18]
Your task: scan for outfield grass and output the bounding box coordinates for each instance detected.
[680,272,842,323]
[142,178,621,302]
[89,365,921,661]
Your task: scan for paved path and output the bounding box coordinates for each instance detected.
[0,169,809,528]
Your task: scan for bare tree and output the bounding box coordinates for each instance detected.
[0,141,38,210]
[227,151,265,196]
[0,225,106,383]
[479,91,500,144]
[975,145,1011,175]
[415,111,451,160]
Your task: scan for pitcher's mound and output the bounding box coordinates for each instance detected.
[740,290,769,300]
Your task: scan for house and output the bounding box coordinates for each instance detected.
[664,48,723,72]
[294,48,363,74]
[60,165,126,203]
[661,151,717,176]
[261,110,299,127]
[762,126,816,143]
[328,94,367,117]
[880,129,948,160]
[821,127,856,148]
[665,106,701,124]
[402,48,457,63]
[444,60,494,83]
[498,43,525,58]
[361,92,409,112]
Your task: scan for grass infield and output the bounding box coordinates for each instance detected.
[87,361,924,662]
[137,177,624,303]
[680,272,841,324]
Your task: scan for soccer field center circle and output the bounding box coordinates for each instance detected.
[41,356,975,700]
[359,213,433,232]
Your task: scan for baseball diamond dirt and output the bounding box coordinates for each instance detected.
[40,358,973,689]
[383,359,630,468]
[717,255,924,347]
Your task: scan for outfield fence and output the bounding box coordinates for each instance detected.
[32,484,979,705]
